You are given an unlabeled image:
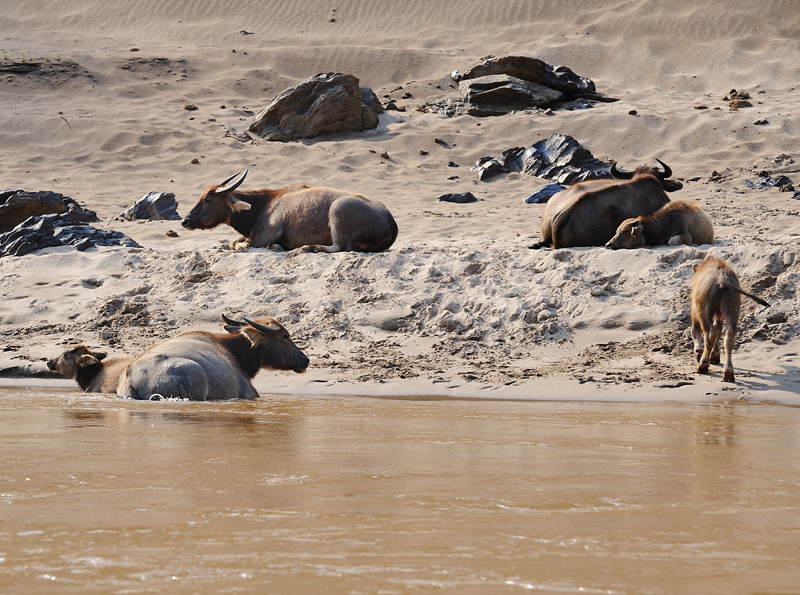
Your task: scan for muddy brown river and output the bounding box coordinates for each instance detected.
[1,385,799,594]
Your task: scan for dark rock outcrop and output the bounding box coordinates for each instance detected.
[0,190,97,231]
[473,134,611,185]
[249,72,384,141]
[0,213,140,257]
[118,192,181,221]
[421,55,616,117]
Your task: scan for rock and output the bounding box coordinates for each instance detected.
[248,72,384,141]
[422,55,616,117]
[457,74,563,113]
[0,190,97,231]
[471,156,509,181]
[0,213,139,258]
[742,174,794,191]
[524,184,565,204]
[117,192,181,221]
[476,134,611,184]
[437,192,479,204]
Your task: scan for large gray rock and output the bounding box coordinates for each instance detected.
[459,75,563,107]
[421,55,616,117]
[249,72,384,141]
[452,55,602,97]
[0,190,97,231]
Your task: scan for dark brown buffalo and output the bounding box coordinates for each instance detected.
[532,159,682,249]
[47,346,132,393]
[605,201,714,249]
[181,169,398,252]
[690,257,770,382]
[117,315,309,400]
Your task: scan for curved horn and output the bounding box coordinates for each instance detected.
[610,162,633,180]
[214,168,249,194]
[221,313,246,327]
[655,159,672,178]
[243,317,281,334]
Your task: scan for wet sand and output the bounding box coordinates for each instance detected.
[2,387,799,594]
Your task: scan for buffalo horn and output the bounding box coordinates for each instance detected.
[222,313,246,327]
[243,317,281,334]
[214,168,249,194]
[655,159,673,178]
[609,162,633,180]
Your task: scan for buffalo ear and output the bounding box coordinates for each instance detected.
[631,223,643,238]
[662,179,683,192]
[227,197,252,213]
[77,354,99,367]
[692,264,699,272]
[224,325,241,334]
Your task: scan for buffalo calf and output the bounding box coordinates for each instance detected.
[47,346,132,393]
[605,201,713,249]
[690,257,770,382]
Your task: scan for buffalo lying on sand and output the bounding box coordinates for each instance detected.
[605,201,714,249]
[181,169,398,253]
[532,160,683,249]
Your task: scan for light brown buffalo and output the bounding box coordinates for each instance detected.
[117,315,309,400]
[532,160,682,249]
[690,257,770,382]
[181,169,398,252]
[47,345,132,393]
[605,201,714,249]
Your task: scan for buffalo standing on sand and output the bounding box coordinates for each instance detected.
[117,315,309,400]
[690,257,770,383]
[181,169,398,252]
[532,159,683,249]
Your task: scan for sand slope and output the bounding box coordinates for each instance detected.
[1,1,798,402]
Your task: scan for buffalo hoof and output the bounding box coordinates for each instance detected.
[723,369,735,383]
[697,363,709,375]
[710,351,721,365]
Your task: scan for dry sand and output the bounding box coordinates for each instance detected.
[1,1,798,404]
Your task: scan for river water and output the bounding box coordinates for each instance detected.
[1,386,799,594]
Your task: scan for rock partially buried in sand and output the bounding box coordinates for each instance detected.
[0,190,97,231]
[421,55,617,117]
[437,192,479,204]
[117,192,181,221]
[248,72,384,141]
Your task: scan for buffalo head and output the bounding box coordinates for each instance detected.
[182,169,251,230]
[610,159,683,192]
[222,314,309,374]
[47,345,107,379]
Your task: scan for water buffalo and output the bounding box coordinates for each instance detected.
[690,257,770,382]
[181,169,398,252]
[117,315,309,400]
[605,201,714,249]
[47,346,132,393]
[532,159,683,249]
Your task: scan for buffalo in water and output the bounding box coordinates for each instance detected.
[532,159,683,249]
[117,315,309,400]
[181,169,398,253]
